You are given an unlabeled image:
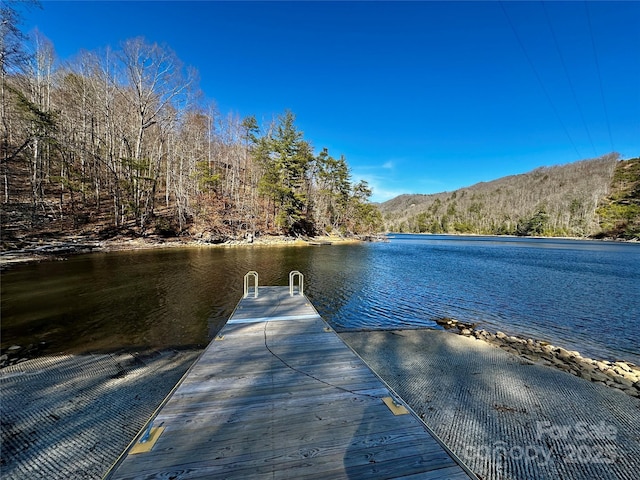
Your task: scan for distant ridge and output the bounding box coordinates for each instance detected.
[378,153,640,240]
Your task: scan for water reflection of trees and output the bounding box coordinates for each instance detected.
[0,245,371,355]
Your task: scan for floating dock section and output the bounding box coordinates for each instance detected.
[106,271,476,479]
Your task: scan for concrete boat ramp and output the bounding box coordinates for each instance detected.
[105,272,476,479]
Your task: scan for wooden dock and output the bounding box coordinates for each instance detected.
[106,280,476,479]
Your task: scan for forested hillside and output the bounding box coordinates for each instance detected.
[595,157,640,239]
[0,7,381,247]
[2,5,637,248]
[379,154,640,240]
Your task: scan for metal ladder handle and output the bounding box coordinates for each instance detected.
[289,271,304,296]
[244,271,259,298]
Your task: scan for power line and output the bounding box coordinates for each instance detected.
[499,1,582,159]
[584,0,615,153]
[541,1,597,157]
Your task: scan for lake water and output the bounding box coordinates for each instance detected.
[1,235,639,365]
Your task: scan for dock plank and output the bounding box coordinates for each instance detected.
[106,286,475,480]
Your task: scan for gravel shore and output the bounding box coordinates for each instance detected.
[340,329,640,480]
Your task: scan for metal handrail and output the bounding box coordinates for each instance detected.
[289,271,304,296]
[244,271,259,298]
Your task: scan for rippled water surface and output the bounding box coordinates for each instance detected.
[2,235,639,364]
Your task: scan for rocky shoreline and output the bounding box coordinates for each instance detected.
[341,328,640,480]
[0,233,373,269]
[436,317,640,398]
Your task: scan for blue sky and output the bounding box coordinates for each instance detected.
[24,1,640,202]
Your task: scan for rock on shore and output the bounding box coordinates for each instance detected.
[340,328,640,480]
[435,317,640,398]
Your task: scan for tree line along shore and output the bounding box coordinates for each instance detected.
[379,155,640,240]
[2,7,382,249]
[3,5,639,252]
